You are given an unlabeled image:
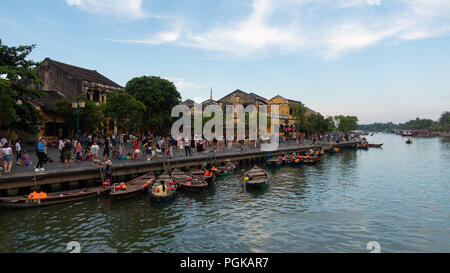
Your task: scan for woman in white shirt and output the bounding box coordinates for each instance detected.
[91,142,100,160]
[2,144,14,174]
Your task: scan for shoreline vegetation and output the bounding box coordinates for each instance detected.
[358,112,450,134]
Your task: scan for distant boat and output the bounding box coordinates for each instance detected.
[406,139,413,144]
[369,143,383,148]
[402,131,413,136]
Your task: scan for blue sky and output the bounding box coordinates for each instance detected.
[1,0,449,124]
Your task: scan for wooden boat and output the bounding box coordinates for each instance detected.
[188,168,216,184]
[369,143,383,148]
[149,174,176,203]
[211,164,235,176]
[242,165,269,189]
[287,156,301,166]
[281,155,291,164]
[266,157,282,167]
[110,173,154,200]
[330,147,340,153]
[172,169,208,191]
[406,139,413,144]
[302,156,321,164]
[0,186,109,209]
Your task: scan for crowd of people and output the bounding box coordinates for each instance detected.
[0,131,362,175]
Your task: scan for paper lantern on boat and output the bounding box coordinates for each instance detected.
[103,182,109,187]
[115,185,122,191]
[169,181,174,185]
[155,188,159,192]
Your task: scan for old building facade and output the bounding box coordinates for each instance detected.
[24,58,124,138]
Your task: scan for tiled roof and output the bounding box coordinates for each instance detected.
[45,58,122,88]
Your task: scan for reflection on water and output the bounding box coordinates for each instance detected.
[0,134,449,253]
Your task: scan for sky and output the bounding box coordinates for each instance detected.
[1,0,449,124]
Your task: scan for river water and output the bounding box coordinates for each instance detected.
[1,134,449,253]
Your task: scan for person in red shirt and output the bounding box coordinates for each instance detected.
[133,139,140,160]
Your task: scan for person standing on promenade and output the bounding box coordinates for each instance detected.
[2,143,14,174]
[58,138,64,162]
[0,136,7,147]
[184,137,192,157]
[133,138,140,160]
[178,137,184,157]
[35,137,46,172]
[62,139,73,168]
[75,140,82,161]
[103,138,111,159]
[91,141,99,160]
[168,137,174,159]
[14,139,22,162]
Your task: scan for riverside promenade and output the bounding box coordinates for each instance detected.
[0,140,360,195]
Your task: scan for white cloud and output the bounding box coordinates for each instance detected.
[109,0,450,58]
[66,0,147,19]
[165,77,211,92]
[366,0,381,6]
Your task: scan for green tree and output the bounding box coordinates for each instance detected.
[80,100,104,134]
[290,102,310,134]
[439,111,450,131]
[55,97,104,136]
[125,76,181,135]
[326,117,336,131]
[0,40,43,135]
[103,92,146,134]
[402,118,434,130]
[334,115,359,132]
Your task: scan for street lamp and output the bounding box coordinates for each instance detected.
[72,98,85,138]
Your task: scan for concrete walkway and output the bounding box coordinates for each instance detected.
[1,139,359,177]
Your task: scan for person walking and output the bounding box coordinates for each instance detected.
[35,137,47,172]
[2,144,14,174]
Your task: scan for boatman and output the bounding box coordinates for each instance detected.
[103,160,114,185]
[240,169,253,183]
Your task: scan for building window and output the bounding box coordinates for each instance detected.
[93,90,100,102]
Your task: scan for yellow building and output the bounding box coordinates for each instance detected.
[266,95,317,136]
